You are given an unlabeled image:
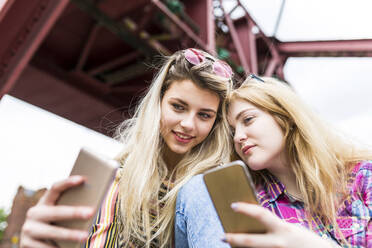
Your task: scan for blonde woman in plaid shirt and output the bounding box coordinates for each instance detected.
[175,76,371,248]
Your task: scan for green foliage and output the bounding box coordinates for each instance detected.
[0,208,8,241]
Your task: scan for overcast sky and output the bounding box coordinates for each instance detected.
[229,0,372,146]
[0,96,124,211]
[1,0,372,210]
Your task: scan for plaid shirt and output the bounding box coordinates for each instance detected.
[256,161,372,248]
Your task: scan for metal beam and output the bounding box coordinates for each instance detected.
[0,0,69,97]
[278,39,372,56]
[88,51,140,76]
[221,1,250,73]
[76,24,101,71]
[31,56,125,107]
[206,0,215,54]
[0,0,16,23]
[264,57,278,76]
[122,18,171,56]
[70,0,157,57]
[151,0,209,52]
[238,1,282,69]
[101,62,149,85]
[247,20,258,74]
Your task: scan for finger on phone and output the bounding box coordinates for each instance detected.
[231,202,282,230]
[224,233,276,248]
[23,220,89,242]
[39,176,86,205]
[28,205,94,222]
[20,236,58,248]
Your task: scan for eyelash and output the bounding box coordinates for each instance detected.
[171,103,213,120]
[172,103,184,111]
[198,112,211,119]
[243,116,254,125]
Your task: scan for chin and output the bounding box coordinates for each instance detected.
[244,159,267,171]
[170,146,191,155]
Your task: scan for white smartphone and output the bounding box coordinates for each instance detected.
[54,147,119,248]
[203,160,267,234]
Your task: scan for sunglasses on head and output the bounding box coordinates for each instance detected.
[246,73,265,83]
[184,48,233,79]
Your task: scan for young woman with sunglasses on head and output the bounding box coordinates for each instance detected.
[20,48,234,248]
[175,76,372,248]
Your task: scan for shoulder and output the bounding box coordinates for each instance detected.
[179,174,205,194]
[350,160,372,180]
[360,160,372,170]
[349,160,372,196]
[177,174,210,206]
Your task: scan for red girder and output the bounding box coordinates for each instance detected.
[1,0,372,107]
[0,0,69,97]
[278,39,372,57]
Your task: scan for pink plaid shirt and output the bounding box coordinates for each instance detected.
[256,161,372,248]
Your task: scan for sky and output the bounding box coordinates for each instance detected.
[227,0,372,147]
[0,96,123,211]
[1,0,372,211]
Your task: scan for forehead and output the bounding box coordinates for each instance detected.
[228,98,258,124]
[229,98,257,114]
[164,79,220,108]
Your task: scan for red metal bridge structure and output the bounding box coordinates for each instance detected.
[1,0,372,135]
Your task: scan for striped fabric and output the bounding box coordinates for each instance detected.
[255,161,372,248]
[85,170,174,248]
[85,171,120,248]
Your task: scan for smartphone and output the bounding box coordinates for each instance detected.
[203,160,266,234]
[55,147,119,248]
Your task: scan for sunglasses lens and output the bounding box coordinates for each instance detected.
[184,48,233,79]
[213,60,233,78]
[184,49,203,65]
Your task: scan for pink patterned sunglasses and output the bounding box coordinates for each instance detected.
[184,48,233,79]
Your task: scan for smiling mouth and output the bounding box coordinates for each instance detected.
[242,144,255,154]
[173,131,195,143]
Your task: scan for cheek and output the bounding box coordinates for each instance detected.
[198,120,215,138]
[234,142,240,152]
[271,133,285,153]
[267,124,285,148]
[160,112,175,134]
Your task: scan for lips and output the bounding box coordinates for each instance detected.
[173,131,195,143]
[241,144,255,155]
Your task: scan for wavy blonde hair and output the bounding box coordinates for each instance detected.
[114,50,233,247]
[228,77,372,244]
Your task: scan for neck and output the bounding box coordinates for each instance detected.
[162,146,183,171]
[268,159,301,199]
[274,170,301,197]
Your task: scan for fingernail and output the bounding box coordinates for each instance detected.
[82,208,94,218]
[221,235,227,243]
[231,202,238,210]
[71,175,82,183]
[78,231,89,241]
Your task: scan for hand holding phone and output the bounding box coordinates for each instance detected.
[55,148,118,248]
[203,160,266,234]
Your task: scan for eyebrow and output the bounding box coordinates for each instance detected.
[171,97,217,114]
[235,108,256,121]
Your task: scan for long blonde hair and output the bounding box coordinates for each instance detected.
[228,77,372,242]
[115,49,233,247]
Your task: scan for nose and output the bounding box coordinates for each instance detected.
[180,113,195,132]
[233,126,247,144]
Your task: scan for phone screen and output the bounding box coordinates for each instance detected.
[203,160,266,234]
